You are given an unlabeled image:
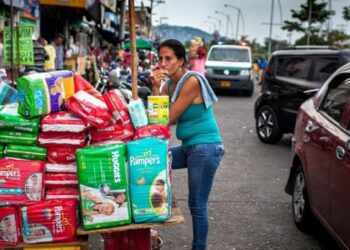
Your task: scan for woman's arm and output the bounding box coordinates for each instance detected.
[169,76,200,124]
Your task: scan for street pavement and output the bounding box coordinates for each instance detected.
[88,82,340,250]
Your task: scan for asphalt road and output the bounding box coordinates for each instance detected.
[87,83,340,250]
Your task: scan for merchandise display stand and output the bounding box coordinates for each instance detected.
[76,195,184,250]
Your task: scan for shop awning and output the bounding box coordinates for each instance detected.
[124,38,152,50]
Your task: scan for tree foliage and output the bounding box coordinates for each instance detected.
[282,0,350,46]
[343,6,350,21]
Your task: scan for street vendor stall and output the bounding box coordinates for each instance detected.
[0,1,183,250]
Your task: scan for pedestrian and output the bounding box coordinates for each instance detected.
[151,39,225,250]
[37,37,56,71]
[51,33,65,70]
[258,57,268,83]
[24,35,49,74]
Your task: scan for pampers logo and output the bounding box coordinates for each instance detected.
[112,151,121,183]
[0,164,20,180]
[129,150,161,167]
[54,206,63,233]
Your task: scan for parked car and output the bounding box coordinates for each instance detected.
[254,46,350,144]
[285,63,350,249]
[205,44,254,96]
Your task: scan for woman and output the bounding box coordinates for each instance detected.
[152,39,225,250]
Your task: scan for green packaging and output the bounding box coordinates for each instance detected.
[4,144,47,161]
[0,130,37,145]
[0,104,40,133]
[76,144,132,230]
[0,144,4,158]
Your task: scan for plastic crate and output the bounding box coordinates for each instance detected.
[103,228,151,250]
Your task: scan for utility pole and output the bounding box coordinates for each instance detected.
[268,0,274,58]
[119,0,127,46]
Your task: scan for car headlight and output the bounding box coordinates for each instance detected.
[240,70,250,76]
[205,68,213,74]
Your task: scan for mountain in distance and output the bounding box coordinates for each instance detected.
[153,24,212,44]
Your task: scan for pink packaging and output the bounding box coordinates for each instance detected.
[45,163,77,173]
[38,132,86,147]
[0,206,21,246]
[134,124,171,140]
[103,89,131,125]
[20,199,77,244]
[45,189,79,200]
[67,90,112,129]
[0,159,45,205]
[41,111,88,133]
[46,147,77,164]
[45,173,78,189]
[90,123,134,143]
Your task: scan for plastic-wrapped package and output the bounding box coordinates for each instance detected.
[0,144,4,158]
[4,144,47,161]
[76,144,131,230]
[67,91,112,129]
[103,89,131,125]
[0,130,37,146]
[20,199,77,244]
[74,73,103,101]
[134,124,171,140]
[17,71,74,118]
[0,206,21,246]
[45,163,77,173]
[0,159,45,205]
[127,99,148,129]
[45,173,78,189]
[41,111,88,133]
[45,188,79,200]
[0,104,40,133]
[90,124,134,144]
[38,132,86,147]
[46,147,77,164]
[127,138,171,223]
[0,81,17,105]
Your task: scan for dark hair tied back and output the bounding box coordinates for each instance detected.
[158,39,187,64]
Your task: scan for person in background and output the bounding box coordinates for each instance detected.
[37,37,56,71]
[151,39,225,250]
[51,33,64,70]
[258,57,268,83]
[24,35,49,74]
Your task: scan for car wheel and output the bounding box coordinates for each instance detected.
[292,165,314,232]
[256,105,283,144]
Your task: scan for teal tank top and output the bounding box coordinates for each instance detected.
[176,103,222,147]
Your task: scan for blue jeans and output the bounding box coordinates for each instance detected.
[171,143,225,250]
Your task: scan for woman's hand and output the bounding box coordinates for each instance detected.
[151,68,169,90]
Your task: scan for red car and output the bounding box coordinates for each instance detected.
[285,63,350,249]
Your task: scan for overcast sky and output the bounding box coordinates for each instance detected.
[141,0,349,44]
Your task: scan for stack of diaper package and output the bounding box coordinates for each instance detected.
[0,70,173,246]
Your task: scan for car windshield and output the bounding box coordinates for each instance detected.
[208,48,250,62]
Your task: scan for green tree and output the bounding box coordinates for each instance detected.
[282,0,330,45]
[343,6,350,21]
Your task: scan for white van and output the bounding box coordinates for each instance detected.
[205,45,254,96]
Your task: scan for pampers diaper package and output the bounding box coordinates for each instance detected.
[76,144,131,230]
[0,206,21,246]
[20,199,77,244]
[0,159,45,205]
[127,138,171,223]
[17,70,74,118]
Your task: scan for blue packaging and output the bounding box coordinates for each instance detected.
[127,138,171,223]
[127,99,148,129]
